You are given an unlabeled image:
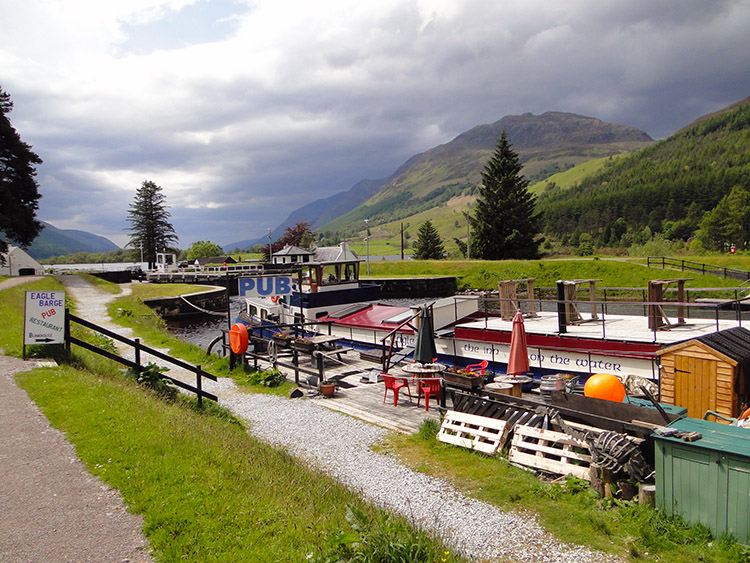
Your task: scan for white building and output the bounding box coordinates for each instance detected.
[0,245,45,277]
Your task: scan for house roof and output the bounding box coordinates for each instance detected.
[274,245,313,256]
[194,256,237,265]
[313,242,360,264]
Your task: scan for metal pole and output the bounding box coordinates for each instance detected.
[400,222,404,260]
[364,218,370,276]
[226,265,231,331]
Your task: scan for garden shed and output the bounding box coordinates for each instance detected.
[654,416,750,543]
[656,327,750,420]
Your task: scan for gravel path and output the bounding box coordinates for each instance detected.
[56,276,622,562]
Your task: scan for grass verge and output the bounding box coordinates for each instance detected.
[106,283,296,395]
[15,366,462,562]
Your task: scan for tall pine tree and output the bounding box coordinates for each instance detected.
[471,131,541,259]
[126,180,178,269]
[0,87,43,260]
[413,220,445,260]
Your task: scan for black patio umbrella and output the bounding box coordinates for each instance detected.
[414,305,437,364]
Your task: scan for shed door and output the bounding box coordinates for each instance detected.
[674,355,717,419]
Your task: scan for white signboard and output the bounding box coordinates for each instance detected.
[238,276,293,299]
[24,291,66,345]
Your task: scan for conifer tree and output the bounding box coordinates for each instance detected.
[413,220,445,260]
[471,131,541,260]
[0,87,43,260]
[126,180,178,269]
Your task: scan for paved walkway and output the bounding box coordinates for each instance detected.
[0,276,151,562]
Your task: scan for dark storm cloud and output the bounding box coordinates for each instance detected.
[2,0,748,247]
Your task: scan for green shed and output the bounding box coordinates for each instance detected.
[654,417,750,542]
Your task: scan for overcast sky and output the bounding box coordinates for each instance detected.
[3,0,749,249]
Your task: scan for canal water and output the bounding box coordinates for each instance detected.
[168,296,437,352]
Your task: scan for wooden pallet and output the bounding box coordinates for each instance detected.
[508,425,592,480]
[437,410,507,455]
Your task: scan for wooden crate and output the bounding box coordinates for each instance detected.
[508,425,593,480]
[437,410,507,455]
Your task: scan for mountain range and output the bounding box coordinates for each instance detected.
[26,221,119,259]
[223,111,654,250]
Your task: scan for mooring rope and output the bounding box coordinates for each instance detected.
[179,294,226,316]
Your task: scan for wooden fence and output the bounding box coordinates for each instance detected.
[647,256,750,281]
[65,310,217,406]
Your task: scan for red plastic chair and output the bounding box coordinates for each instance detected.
[466,360,489,375]
[417,378,442,412]
[382,374,412,406]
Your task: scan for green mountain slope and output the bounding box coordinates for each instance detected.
[27,221,119,259]
[539,99,750,242]
[319,111,653,243]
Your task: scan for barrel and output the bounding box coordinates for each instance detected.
[486,382,520,397]
[540,374,565,401]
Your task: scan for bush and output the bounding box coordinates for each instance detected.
[246,367,286,387]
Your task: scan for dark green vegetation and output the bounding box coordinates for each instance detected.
[126,180,179,270]
[0,86,43,259]
[471,132,541,260]
[540,101,750,251]
[412,219,445,260]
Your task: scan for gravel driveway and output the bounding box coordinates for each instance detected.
[3,275,623,562]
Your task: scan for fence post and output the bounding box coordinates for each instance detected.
[293,347,300,385]
[134,338,141,371]
[196,365,203,409]
[316,351,324,389]
[65,308,71,353]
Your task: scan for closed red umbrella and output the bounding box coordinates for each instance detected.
[507,309,530,376]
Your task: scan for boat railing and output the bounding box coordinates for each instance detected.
[469,294,746,342]
[379,309,423,372]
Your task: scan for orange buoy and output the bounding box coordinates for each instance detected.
[229,323,249,354]
[583,373,625,402]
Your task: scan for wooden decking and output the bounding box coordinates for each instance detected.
[280,350,442,434]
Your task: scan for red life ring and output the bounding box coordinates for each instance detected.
[229,323,249,354]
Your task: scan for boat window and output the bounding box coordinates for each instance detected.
[249,305,257,316]
[322,264,338,284]
[261,309,268,320]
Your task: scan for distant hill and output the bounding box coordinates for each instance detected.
[225,111,654,252]
[675,96,750,135]
[26,221,119,259]
[222,177,387,251]
[539,98,750,243]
